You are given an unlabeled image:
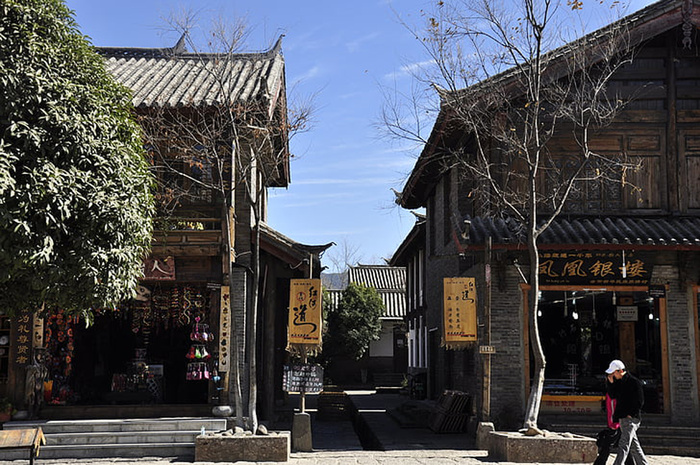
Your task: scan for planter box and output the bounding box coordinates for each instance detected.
[195,431,290,462]
[489,431,597,463]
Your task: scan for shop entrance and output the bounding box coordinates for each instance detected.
[536,289,664,414]
[43,284,216,406]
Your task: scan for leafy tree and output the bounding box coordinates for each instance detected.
[0,0,154,320]
[325,283,384,361]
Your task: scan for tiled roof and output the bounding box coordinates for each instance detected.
[97,37,285,109]
[465,216,700,247]
[348,265,406,290]
[326,265,407,319]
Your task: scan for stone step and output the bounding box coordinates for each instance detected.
[46,429,202,445]
[0,442,196,460]
[2,417,227,459]
[4,417,226,434]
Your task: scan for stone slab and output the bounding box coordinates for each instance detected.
[488,431,597,463]
[195,431,290,462]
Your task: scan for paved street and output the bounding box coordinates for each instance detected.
[1,391,698,464]
[2,452,700,465]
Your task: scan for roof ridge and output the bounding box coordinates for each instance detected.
[96,34,285,61]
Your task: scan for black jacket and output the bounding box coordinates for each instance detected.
[607,372,644,422]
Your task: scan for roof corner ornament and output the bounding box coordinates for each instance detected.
[682,0,694,49]
[171,33,188,55]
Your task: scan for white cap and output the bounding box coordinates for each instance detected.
[605,360,625,374]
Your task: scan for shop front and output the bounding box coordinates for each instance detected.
[527,250,669,417]
[41,282,221,409]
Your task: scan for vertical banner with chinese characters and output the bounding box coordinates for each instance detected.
[218,286,231,372]
[12,309,33,366]
[286,279,322,355]
[442,277,478,349]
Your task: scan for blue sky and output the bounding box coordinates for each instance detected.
[64,0,655,270]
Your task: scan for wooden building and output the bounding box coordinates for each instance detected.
[2,37,331,421]
[395,0,700,428]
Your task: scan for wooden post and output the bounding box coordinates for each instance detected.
[299,253,313,414]
[482,236,492,421]
[619,322,636,373]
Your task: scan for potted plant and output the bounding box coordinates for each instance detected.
[0,398,15,422]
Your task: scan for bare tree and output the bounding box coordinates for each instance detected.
[387,0,640,431]
[324,237,364,274]
[141,13,314,432]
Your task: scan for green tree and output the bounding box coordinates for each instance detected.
[0,0,154,320]
[325,283,384,361]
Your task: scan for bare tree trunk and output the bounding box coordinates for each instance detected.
[223,203,244,428]
[247,190,260,433]
[523,220,545,431]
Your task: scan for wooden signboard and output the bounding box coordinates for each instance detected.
[442,277,477,348]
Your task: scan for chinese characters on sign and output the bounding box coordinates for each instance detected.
[538,251,650,285]
[443,277,478,348]
[218,286,231,372]
[142,256,176,281]
[13,309,32,366]
[287,279,323,351]
[282,364,324,393]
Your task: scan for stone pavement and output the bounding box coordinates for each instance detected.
[1,390,699,464]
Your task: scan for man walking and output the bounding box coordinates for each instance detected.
[606,359,649,465]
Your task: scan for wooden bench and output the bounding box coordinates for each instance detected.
[0,428,46,465]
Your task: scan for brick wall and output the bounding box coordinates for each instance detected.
[488,265,527,428]
[653,265,700,424]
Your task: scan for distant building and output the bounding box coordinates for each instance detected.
[323,265,407,386]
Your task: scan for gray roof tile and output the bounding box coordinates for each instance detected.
[466,215,700,247]
[97,38,285,110]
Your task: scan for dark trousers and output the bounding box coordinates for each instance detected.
[594,428,634,465]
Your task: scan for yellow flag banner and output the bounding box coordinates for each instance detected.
[286,279,323,355]
[442,277,477,349]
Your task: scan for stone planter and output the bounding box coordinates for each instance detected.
[195,431,291,462]
[488,431,597,463]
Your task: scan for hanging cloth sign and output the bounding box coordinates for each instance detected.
[286,279,322,355]
[218,286,231,372]
[442,277,477,349]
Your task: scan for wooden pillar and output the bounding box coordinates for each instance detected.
[619,322,636,373]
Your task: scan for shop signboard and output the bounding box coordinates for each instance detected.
[282,364,324,393]
[648,284,666,299]
[541,395,604,414]
[218,286,231,372]
[287,279,322,349]
[538,251,650,286]
[12,309,32,366]
[442,277,477,348]
[616,305,639,322]
[142,256,175,281]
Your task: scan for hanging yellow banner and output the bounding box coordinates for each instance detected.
[443,277,477,349]
[287,279,323,354]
